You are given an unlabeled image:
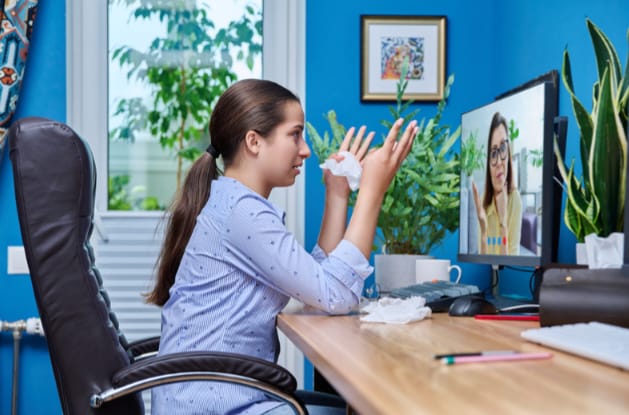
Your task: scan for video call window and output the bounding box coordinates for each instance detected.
[459,82,547,259]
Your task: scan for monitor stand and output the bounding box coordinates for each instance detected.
[487,265,539,311]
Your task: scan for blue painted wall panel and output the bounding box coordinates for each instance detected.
[0,0,65,413]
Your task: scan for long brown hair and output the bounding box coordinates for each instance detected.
[147,79,300,306]
[482,112,515,210]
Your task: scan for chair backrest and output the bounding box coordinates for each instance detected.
[9,117,144,414]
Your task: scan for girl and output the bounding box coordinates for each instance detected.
[149,79,417,414]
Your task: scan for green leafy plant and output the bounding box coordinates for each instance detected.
[508,119,520,143]
[307,61,460,254]
[110,0,262,192]
[527,148,544,169]
[460,131,485,177]
[108,175,164,211]
[554,18,628,242]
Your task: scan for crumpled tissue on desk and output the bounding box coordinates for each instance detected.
[359,296,432,324]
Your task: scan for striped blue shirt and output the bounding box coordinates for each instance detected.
[151,176,372,414]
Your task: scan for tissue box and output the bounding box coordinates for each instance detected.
[539,267,629,328]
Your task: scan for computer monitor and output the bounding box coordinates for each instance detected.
[458,71,564,270]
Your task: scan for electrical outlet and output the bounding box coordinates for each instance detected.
[7,246,29,274]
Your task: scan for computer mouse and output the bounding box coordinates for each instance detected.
[448,296,498,317]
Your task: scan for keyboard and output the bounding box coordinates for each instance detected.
[388,281,481,312]
[521,322,629,370]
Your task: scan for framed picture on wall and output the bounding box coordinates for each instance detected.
[360,15,446,102]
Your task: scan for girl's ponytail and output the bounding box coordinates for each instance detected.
[146,152,218,306]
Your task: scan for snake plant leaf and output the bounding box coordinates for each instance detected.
[587,18,622,87]
[562,49,594,180]
[557,19,627,242]
[564,161,598,240]
[590,66,625,236]
[619,29,629,113]
[564,195,582,241]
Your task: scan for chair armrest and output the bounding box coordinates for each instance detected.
[125,336,160,359]
[90,351,305,414]
[113,350,296,392]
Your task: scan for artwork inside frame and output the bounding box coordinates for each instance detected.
[360,15,446,102]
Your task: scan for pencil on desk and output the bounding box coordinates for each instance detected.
[474,314,540,321]
[441,352,553,365]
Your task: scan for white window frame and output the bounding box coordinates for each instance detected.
[66,1,305,233]
[66,0,306,385]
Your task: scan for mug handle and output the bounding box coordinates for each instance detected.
[449,265,462,284]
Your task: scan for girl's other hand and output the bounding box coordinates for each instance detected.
[472,180,488,234]
[359,119,417,196]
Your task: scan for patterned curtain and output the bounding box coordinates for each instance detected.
[0,0,39,163]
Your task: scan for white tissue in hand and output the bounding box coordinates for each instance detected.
[359,296,432,324]
[584,232,624,269]
[319,151,362,191]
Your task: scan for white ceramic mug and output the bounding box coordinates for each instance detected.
[415,259,462,284]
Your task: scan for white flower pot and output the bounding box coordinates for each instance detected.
[576,242,587,265]
[374,254,432,294]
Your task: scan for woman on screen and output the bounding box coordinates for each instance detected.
[472,112,522,255]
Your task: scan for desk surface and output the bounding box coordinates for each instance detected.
[278,311,629,415]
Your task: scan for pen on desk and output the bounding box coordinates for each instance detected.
[474,314,540,321]
[441,352,553,365]
[433,350,517,359]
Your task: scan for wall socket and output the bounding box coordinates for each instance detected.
[7,246,30,274]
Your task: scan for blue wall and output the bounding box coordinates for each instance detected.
[305,0,629,297]
[0,0,65,413]
[0,0,627,409]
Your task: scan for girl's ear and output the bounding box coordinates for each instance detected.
[244,130,260,155]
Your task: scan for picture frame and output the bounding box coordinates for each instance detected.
[360,15,446,102]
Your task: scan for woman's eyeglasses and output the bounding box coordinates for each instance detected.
[490,140,509,166]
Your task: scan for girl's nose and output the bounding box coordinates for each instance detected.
[300,138,311,159]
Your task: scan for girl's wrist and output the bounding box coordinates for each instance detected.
[325,190,350,205]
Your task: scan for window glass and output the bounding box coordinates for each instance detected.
[108,0,262,211]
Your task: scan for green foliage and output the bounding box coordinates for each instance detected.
[527,148,544,169]
[108,175,132,210]
[108,175,164,211]
[554,18,629,242]
[109,0,262,192]
[307,61,460,255]
[460,131,485,177]
[508,119,520,143]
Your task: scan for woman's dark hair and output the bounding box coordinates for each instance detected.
[482,112,515,210]
[147,79,300,306]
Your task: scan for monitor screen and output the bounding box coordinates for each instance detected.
[458,72,560,267]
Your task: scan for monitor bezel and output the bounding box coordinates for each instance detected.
[457,70,560,267]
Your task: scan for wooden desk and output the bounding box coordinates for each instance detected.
[278,312,629,415]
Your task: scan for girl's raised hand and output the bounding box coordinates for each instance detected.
[359,119,417,196]
[323,125,375,198]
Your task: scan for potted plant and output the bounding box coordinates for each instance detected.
[554,18,628,263]
[307,61,460,290]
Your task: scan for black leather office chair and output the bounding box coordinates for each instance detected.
[8,117,308,414]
